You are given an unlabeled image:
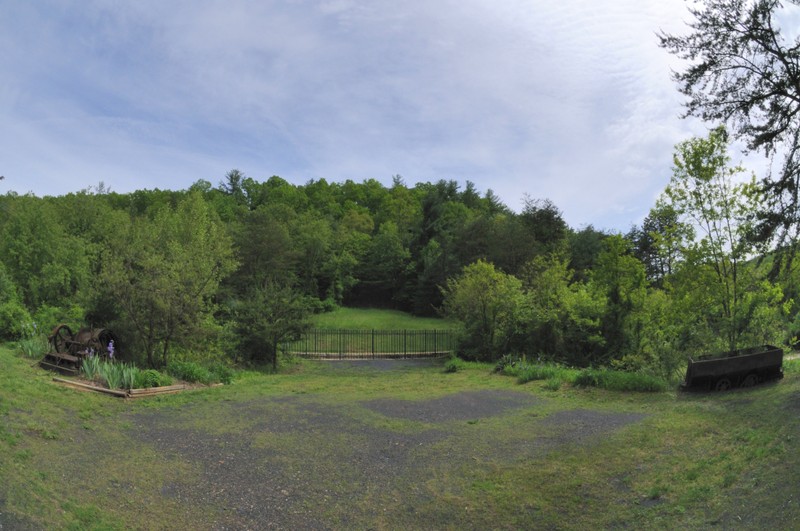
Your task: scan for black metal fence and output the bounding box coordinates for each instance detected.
[284,329,457,359]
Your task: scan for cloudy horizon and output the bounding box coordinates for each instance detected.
[0,0,772,230]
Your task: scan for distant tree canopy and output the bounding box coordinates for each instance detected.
[0,178,571,366]
[0,162,793,373]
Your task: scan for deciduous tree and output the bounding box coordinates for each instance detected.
[441,260,525,361]
[99,192,236,367]
[659,0,800,263]
[663,127,775,351]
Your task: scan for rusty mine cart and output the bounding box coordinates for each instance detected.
[39,324,118,375]
[682,344,784,392]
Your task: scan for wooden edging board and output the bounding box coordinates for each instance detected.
[127,385,187,398]
[52,377,187,398]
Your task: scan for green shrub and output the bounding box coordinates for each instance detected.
[167,360,214,384]
[517,363,568,384]
[493,354,520,374]
[81,355,101,381]
[134,369,173,388]
[444,357,465,373]
[98,362,124,390]
[209,363,234,385]
[574,368,667,392]
[0,301,32,340]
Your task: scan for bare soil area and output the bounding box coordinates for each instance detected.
[126,388,646,529]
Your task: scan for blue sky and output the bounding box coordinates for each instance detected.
[0,0,775,230]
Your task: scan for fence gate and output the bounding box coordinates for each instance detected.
[283,329,456,359]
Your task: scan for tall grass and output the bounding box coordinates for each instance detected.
[515,363,573,384]
[81,356,101,380]
[93,361,140,390]
[98,362,124,390]
[503,361,668,392]
[120,364,138,390]
[16,324,49,359]
[573,368,668,392]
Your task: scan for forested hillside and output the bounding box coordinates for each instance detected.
[0,129,796,376]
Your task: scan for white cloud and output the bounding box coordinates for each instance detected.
[1,0,768,230]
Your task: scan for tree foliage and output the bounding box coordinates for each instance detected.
[0,163,795,375]
[441,260,525,361]
[231,281,311,370]
[659,0,800,260]
[663,127,770,351]
[97,192,236,367]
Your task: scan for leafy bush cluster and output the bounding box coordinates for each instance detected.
[16,323,48,359]
[166,360,232,385]
[81,358,174,390]
[78,352,234,389]
[501,361,668,393]
[0,301,32,341]
[81,356,101,381]
[493,354,521,373]
[134,369,173,389]
[443,357,466,373]
[572,368,668,392]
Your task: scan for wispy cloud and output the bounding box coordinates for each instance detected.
[0,0,744,229]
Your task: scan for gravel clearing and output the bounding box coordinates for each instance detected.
[125,388,646,529]
[363,389,544,423]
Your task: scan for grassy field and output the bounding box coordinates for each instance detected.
[311,307,457,330]
[1,346,799,529]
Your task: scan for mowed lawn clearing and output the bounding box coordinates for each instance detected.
[1,348,799,529]
[311,307,457,330]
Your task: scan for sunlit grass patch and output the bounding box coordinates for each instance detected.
[311,307,456,330]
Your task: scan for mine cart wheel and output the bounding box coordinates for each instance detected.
[714,378,733,392]
[97,329,119,356]
[741,373,759,388]
[50,325,74,353]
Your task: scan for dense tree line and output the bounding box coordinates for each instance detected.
[0,173,580,367]
[1,0,796,379]
[0,130,796,377]
[442,128,792,377]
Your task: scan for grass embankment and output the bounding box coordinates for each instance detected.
[1,346,799,529]
[311,307,456,330]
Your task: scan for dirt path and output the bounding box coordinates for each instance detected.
[126,388,646,529]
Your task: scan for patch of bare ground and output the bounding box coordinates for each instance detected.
[126,390,647,529]
[362,389,544,422]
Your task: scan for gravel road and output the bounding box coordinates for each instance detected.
[126,385,646,529]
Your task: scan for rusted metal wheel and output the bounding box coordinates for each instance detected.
[741,373,759,388]
[714,378,732,392]
[49,324,74,354]
[96,329,119,357]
